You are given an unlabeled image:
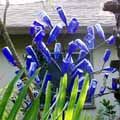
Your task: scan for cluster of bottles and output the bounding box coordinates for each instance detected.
[1,6,119,109]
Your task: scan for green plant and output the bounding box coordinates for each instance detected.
[1,0,120,119]
[0,68,90,120]
[95,99,116,120]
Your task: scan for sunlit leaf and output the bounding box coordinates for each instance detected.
[72,73,89,120]
[0,69,24,120]
[42,81,52,120]
[65,76,79,120]
[7,68,40,120]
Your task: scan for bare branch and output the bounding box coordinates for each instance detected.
[103,1,120,13]
[3,0,9,25]
[0,0,34,100]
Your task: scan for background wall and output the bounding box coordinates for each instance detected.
[0,35,119,118]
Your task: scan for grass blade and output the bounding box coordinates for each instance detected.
[42,81,52,120]
[72,73,89,120]
[79,111,86,120]
[23,70,48,120]
[0,69,24,119]
[52,74,67,120]
[86,114,92,120]
[7,68,40,120]
[65,76,79,120]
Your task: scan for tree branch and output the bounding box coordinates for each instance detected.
[103,1,120,14]
[3,0,9,25]
[0,0,34,100]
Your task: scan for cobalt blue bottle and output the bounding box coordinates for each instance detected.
[56,6,67,26]
[67,18,79,34]
[47,24,63,45]
[95,23,106,41]
[54,42,62,60]
[2,47,16,66]
[103,49,111,63]
[26,45,40,66]
[87,79,97,100]
[39,11,53,28]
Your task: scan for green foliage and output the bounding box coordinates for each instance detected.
[72,73,90,120]
[52,74,67,120]
[7,68,40,120]
[42,81,52,120]
[23,93,40,120]
[0,71,91,120]
[65,76,79,120]
[0,68,24,120]
[101,99,116,119]
[95,99,116,120]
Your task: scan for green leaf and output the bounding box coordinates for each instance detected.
[7,68,40,120]
[52,74,67,120]
[31,97,40,120]
[23,70,48,120]
[86,114,92,120]
[79,111,86,120]
[23,96,40,120]
[72,73,89,120]
[0,69,24,120]
[65,76,79,120]
[42,81,52,120]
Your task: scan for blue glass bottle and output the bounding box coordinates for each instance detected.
[39,11,53,28]
[16,80,24,92]
[75,39,89,53]
[112,78,118,90]
[87,26,95,36]
[30,20,45,36]
[95,23,106,41]
[104,73,109,79]
[106,35,116,45]
[61,59,70,74]
[25,99,32,110]
[68,69,83,92]
[72,59,87,74]
[33,20,45,29]
[71,69,83,80]
[78,77,84,90]
[42,73,52,93]
[77,50,88,62]
[26,55,33,71]
[84,33,95,49]
[2,47,16,66]
[56,6,67,26]
[28,62,37,77]
[34,30,45,42]
[99,86,106,95]
[103,49,111,63]
[34,75,41,86]
[54,42,61,60]
[25,45,40,66]
[36,41,51,64]
[86,59,94,73]
[47,24,63,45]
[72,58,93,74]
[67,18,79,34]
[32,90,39,97]
[103,66,117,73]
[68,75,84,94]
[68,41,78,55]
[61,53,74,74]
[87,79,97,99]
